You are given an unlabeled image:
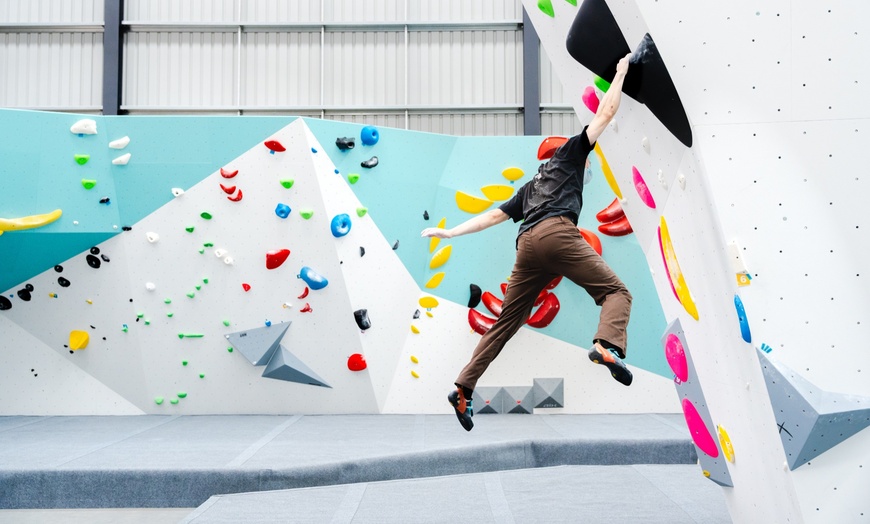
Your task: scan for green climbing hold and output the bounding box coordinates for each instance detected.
[144,320,150,326]
[348,173,360,184]
[167,312,174,318]
[538,0,554,17]
[203,242,214,247]
[137,312,144,318]
[178,333,204,339]
[202,278,209,284]
[280,179,294,189]
[177,392,187,399]
[122,325,128,333]
[164,298,171,304]
[154,397,164,405]
[199,373,205,379]
[182,360,188,366]
[565,0,577,6]
[356,207,368,218]
[200,212,212,220]
[195,285,201,291]
[227,347,233,353]
[187,292,195,298]
[300,209,314,219]
[594,75,611,93]
[170,399,179,405]
[74,154,90,165]
[222,320,230,327]
[198,249,205,254]
[81,179,97,190]
[185,226,194,233]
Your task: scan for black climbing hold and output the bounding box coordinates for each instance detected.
[468,284,482,308]
[58,277,71,287]
[0,296,11,310]
[354,309,372,330]
[565,0,692,147]
[392,240,399,250]
[99,197,110,204]
[69,350,74,354]
[17,289,32,301]
[86,254,102,269]
[360,246,366,257]
[336,137,355,150]
[25,284,34,292]
[361,156,379,169]
[54,265,64,273]
[423,210,429,220]
[413,309,421,319]
[90,247,100,255]
[122,226,132,231]
[89,325,95,330]
[101,254,110,262]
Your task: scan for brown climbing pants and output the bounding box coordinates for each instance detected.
[455,216,632,392]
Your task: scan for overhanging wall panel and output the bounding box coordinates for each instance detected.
[125,0,238,23]
[0,0,103,23]
[241,31,321,107]
[323,31,404,106]
[409,0,522,21]
[123,32,237,108]
[0,32,102,109]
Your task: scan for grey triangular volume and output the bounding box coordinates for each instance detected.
[502,386,534,415]
[533,378,564,408]
[473,387,504,414]
[757,348,870,469]
[225,321,291,366]
[262,345,331,388]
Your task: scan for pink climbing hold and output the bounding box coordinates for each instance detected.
[664,334,689,383]
[347,353,367,371]
[582,86,600,114]
[264,140,285,153]
[681,398,719,458]
[632,167,656,209]
[265,249,291,270]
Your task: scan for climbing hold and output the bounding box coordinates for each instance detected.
[659,216,699,320]
[177,392,187,398]
[297,287,309,299]
[86,254,101,269]
[299,266,328,290]
[220,167,238,179]
[527,292,560,328]
[266,249,291,270]
[70,119,97,135]
[429,245,452,269]
[300,303,313,313]
[718,425,735,463]
[426,311,433,318]
[222,320,230,327]
[154,396,164,405]
[280,179,294,189]
[419,296,439,309]
[682,398,719,458]
[356,207,367,217]
[502,167,524,182]
[220,184,236,195]
[664,333,689,383]
[411,370,420,378]
[410,355,419,364]
[264,140,286,153]
[392,240,399,250]
[582,86,600,113]
[596,198,625,223]
[165,297,172,303]
[227,189,243,202]
[185,226,194,233]
[359,246,365,257]
[48,293,57,298]
[300,209,314,219]
[226,255,234,265]
[54,265,63,272]
[468,308,496,335]
[336,137,355,150]
[242,283,251,292]
[537,0,555,17]
[537,137,568,161]
[182,360,188,366]
[122,324,128,332]
[361,156,379,168]
[330,213,352,237]
[422,210,429,221]
[69,330,90,350]
[468,284,482,308]
[354,309,371,330]
[112,153,131,165]
[145,282,156,291]
[348,353,367,371]
[598,215,633,237]
[99,197,110,205]
[413,309,421,319]
[565,0,577,6]
[430,217,446,253]
[593,144,623,200]
[199,373,205,379]
[455,191,493,214]
[74,154,90,165]
[275,203,291,219]
[411,325,420,334]
[81,179,97,190]
[170,399,179,405]
[200,212,212,220]
[204,242,214,247]
[593,75,611,93]
[482,291,503,316]
[177,333,205,339]
[347,173,360,184]
[109,136,130,149]
[186,292,195,298]
[310,147,317,153]
[678,172,687,190]
[146,232,160,243]
[172,188,185,197]
[578,228,602,256]
[632,166,656,209]
[642,136,650,154]
[166,312,174,318]
[17,286,32,301]
[58,277,71,287]
[425,272,445,289]
[480,185,514,201]
[360,125,379,146]
[734,295,751,343]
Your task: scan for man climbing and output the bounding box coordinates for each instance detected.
[420,53,634,431]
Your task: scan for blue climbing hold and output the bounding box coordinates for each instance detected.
[734,294,751,343]
[275,203,291,219]
[330,213,352,238]
[299,266,328,290]
[361,126,379,146]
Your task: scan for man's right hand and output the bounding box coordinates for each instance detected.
[615,53,631,76]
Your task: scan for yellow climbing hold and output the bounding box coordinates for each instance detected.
[480,184,514,201]
[430,217,446,253]
[419,296,439,309]
[502,167,524,182]
[593,143,623,200]
[69,330,90,350]
[659,216,699,320]
[426,311,433,318]
[718,425,735,463]
[411,325,420,334]
[425,272,445,289]
[411,370,420,378]
[429,245,452,269]
[0,209,62,236]
[410,355,419,364]
[455,190,493,214]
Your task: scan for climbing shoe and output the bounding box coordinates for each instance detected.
[447,388,474,431]
[588,342,633,386]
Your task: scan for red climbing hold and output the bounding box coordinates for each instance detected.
[220,184,236,195]
[297,286,309,299]
[227,189,243,202]
[595,198,625,223]
[579,228,603,256]
[546,276,562,290]
[534,289,549,307]
[242,283,251,292]
[220,167,239,179]
[481,291,503,317]
[537,136,569,161]
[468,308,496,335]
[265,249,291,270]
[264,140,286,153]
[527,292,560,328]
[598,215,633,237]
[347,353,367,371]
[300,303,313,313]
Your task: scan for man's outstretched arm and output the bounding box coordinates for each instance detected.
[421,208,510,239]
[586,53,631,144]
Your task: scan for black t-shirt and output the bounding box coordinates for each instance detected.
[499,126,596,241]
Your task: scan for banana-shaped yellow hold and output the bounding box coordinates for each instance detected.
[0,209,62,236]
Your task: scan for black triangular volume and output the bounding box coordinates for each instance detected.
[565,0,692,147]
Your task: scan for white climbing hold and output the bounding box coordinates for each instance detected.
[657,169,667,190]
[678,172,687,190]
[282,302,293,309]
[619,197,628,207]
[223,256,234,265]
[70,119,97,135]
[642,136,650,154]
[214,248,227,258]
[171,187,185,197]
[109,136,130,149]
[112,153,131,165]
[113,225,119,230]
[146,232,160,243]
[145,282,156,291]
[73,220,79,226]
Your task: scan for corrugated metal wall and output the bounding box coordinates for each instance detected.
[0,0,578,136]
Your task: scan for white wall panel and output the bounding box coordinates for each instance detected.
[0,32,102,109]
[325,112,405,129]
[323,31,404,106]
[241,31,321,107]
[541,112,582,136]
[125,0,238,23]
[123,32,237,108]
[241,0,321,24]
[409,0,522,22]
[410,112,522,136]
[0,0,103,24]
[323,0,404,23]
